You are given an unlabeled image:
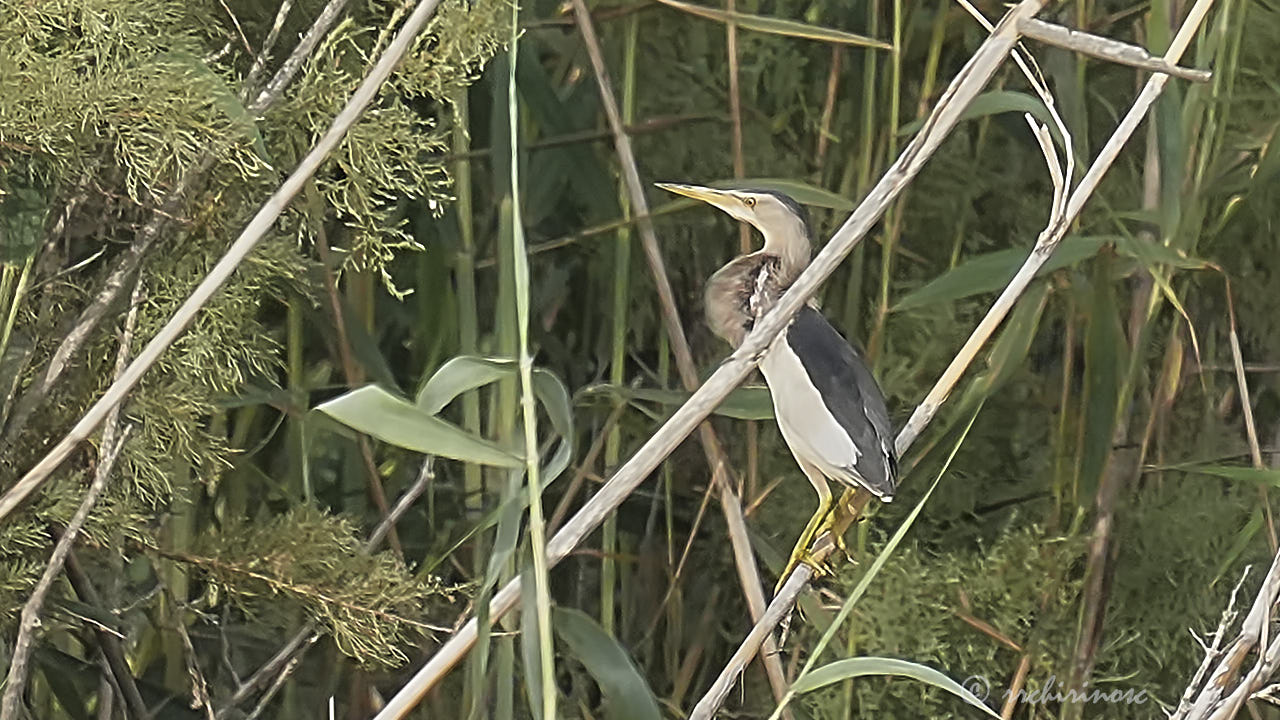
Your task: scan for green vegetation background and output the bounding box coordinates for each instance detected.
[1,0,1277,717]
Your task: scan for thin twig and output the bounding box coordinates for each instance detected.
[0,427,133,720]
[310,209,404,557]
[217,0,255,55]
[0,160,210,449]
[690,563,817,718]
[1225,280,1277,551]
[548,404,626,533]
[370,1,1049,715]
[1019,17,1212,82]
[815,47,843,165]
[1001,654,1033,719]
[219,631,321,717]
[240,0,296,102]
[1176,415,1280,719]
[173,602,218,720]
[1,275,143,720]
[1194,551,1280,718]
[94,666,115,720]
[438,113,722,164]
[475,203,692,269]
[62,551,150,719]
[669,586,724,707]
[1173,567,1252,719]
[366,456,435,552]
[0,0,447,524]
[726,0,749,253]
[244,655,302,720]
[249,0,352,114]
[522,2,652,28]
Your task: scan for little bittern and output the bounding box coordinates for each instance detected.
[657,182,897,592]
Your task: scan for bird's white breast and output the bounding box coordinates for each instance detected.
[759,331,862,476]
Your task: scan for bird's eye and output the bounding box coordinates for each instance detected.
[744,197,756,208]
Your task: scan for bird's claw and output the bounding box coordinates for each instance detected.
[774,549,833,595]
[799,549,835,578]
[832,529,855,564]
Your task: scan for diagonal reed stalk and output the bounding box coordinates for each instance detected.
[688,1,1217,714]
[371,2,1052,716]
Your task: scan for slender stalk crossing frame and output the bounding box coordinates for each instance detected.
[506,5,558,717]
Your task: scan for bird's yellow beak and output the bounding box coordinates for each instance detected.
[654,182,738,213]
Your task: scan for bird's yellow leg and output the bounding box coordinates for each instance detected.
[774,495,836,595]
[774,488,869,594]
[827,489,861,562]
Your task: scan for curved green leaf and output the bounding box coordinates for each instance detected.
[34,648,97,720]
[894,236,1115,311]
[707,177,855,210]
[898,90,1060,147]
[531,368,575,483]
[980,282,1051,391]
[416,355,517,413]
[792,657,999,718]
[1116,235,1208,271]
[520,567,550,720]
[415,356,575,482]
[654,0,891,48]
[1154,462,1280,486]
[1078,253,1124,499]
[553,608,663,720]
[775,407,987,720]
[156,51,270,163]
[1214,507,1264,588]
[316,385,523,467]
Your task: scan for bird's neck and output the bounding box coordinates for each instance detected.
[759,218,811,283]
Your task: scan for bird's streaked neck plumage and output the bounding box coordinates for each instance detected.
[757,211,811,284]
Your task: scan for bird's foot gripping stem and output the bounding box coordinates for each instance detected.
[774,491,863,596]
[776,499,837,595]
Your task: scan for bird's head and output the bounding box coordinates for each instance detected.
[656,183,811,276]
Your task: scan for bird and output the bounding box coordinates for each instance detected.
[656,182,898,590]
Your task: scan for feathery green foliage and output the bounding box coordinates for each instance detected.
[183,506,452,666]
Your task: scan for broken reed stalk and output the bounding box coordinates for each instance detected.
[1175,549,1280,718]
[370,2,1049,716]
[0,0,446,524]
[689,0,1217,714]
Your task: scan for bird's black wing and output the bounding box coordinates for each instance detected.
[786,306,897,497]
